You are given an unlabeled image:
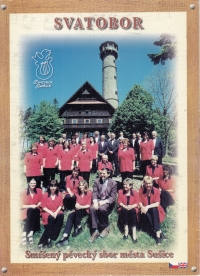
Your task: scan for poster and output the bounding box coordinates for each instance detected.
[0,1,199,275]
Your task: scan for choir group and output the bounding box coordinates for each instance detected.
[20,131,176,248]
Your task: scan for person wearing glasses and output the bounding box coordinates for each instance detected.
[38,180,64,249]
[20,178,42,245]
[63,167,83,210]
[56,180,92,247]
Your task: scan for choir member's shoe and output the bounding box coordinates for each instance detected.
[89,230,99,243]
[21,236,27,246]
[156,237,161,245]
[72,227,83,238]
[132,238,137,244]
[100,227,109,238]
[46,239,52,248]
[55,236,69,247]
[38,244,45,249]
[123,235,128,240]
[160,232,167,240]
[27,236,34,245]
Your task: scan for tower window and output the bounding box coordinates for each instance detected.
[113,60,115,63]
[114,76,116,79]
[115,91,118,95]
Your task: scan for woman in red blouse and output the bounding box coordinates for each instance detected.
[158,164,176,212]
[139,176,166,245]
[140,132,154,177]
[20,178,42,245]
[118,138,135,183]
[63,167,83,210]
[38,180,64,249]
[88,136,98,174]
[58,140,74,192]
[118,178,139,242]
[145,155,163,188]
[76,142,92,185]
[24,143,43,188]
[43,138,58,190]
[56,180,92,247]
[36,136,48,156]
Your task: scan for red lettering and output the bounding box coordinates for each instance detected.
[109,17,118,29]
[96,17,107,29]
[120,17,131,29]
[133,17,144,29]
[63,17,75,29]
[74,18,84,30]
[54,17,63,30]
[84,17,95,29]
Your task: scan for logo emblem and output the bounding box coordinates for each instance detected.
[32,49,53,80]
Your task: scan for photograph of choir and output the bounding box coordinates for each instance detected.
[21,130,176,250]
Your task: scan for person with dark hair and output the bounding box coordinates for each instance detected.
[63,167,83,210]
[117,178,139,242]
[36,136,48,156]
[58,140,74,192]
[158,164,176,212]
[140,132,154,177]
[138,176,166,245]
[24,143,43,188]
[88,136,98,174]
[70,137,81,166]
[145,155,163,188]
[20,178,42,245]
[107,133,120,177]
[56,180,92,247]
[76,141,92,185]
[118,138,135,183]
[89,168,117,242]
[38,180,64,249]
[134,132,142,170]
[43,138,58,191]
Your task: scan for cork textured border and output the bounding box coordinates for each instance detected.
[0,0,199,275]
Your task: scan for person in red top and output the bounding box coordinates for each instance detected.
[56,180,92,247]
[80,132,90,146]
[98,154,113,178]
[118,138,135,183]
[63,167,83,210]
[55,138,64,155]
[145,155,163,188]
[38,180,64,249]
[158,164,176,212]
[70,138,81,166]
[76,141,92,185]
[118,137,124,150]
[20,178,42,245]
[118,178,139,242]
[140,132,154,177]
[58,140,74,192]
[88,136,98,174]
[139,176,166,245]
[36,136,48,156]
[43,138,58,190]
[24,143,43,188]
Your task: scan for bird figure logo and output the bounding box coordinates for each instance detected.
[32,49,53,80]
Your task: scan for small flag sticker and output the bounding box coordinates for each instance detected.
[169,263,179,269]
[178,262,188,268]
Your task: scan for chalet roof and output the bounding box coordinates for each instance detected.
[59,81,115,115]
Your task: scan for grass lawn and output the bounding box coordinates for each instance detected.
[19,173,177,253]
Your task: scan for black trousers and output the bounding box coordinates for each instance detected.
[108,153,119,175]
[157,156,162,165]
[60,170,71,191]
[23,207,40,234]
[91,159,97,174]
[64,209,88,235]
[139,207,160,231]
[160,190,175,210]
[90,203,114,231]
[140,160,151,177]
[120,207,137,227]
[63,194,76,210]
[121,172,133,183]
[43,168,56,188]
[26,176,42,189]
[38,213,64,245]
[79,171,90,186]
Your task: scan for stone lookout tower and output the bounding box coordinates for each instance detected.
[99,41,119,109]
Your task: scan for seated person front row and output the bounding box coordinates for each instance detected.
[20,170,168,247]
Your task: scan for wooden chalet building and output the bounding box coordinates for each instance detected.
[59,81,116,138]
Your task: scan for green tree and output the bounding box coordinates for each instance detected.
[20,107,32,150]
[147,34,176,65]
[109,85,163,137]
[26,100,63,143]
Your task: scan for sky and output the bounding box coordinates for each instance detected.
[21,33,173,110]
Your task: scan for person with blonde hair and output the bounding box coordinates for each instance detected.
[145,155,163,188]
